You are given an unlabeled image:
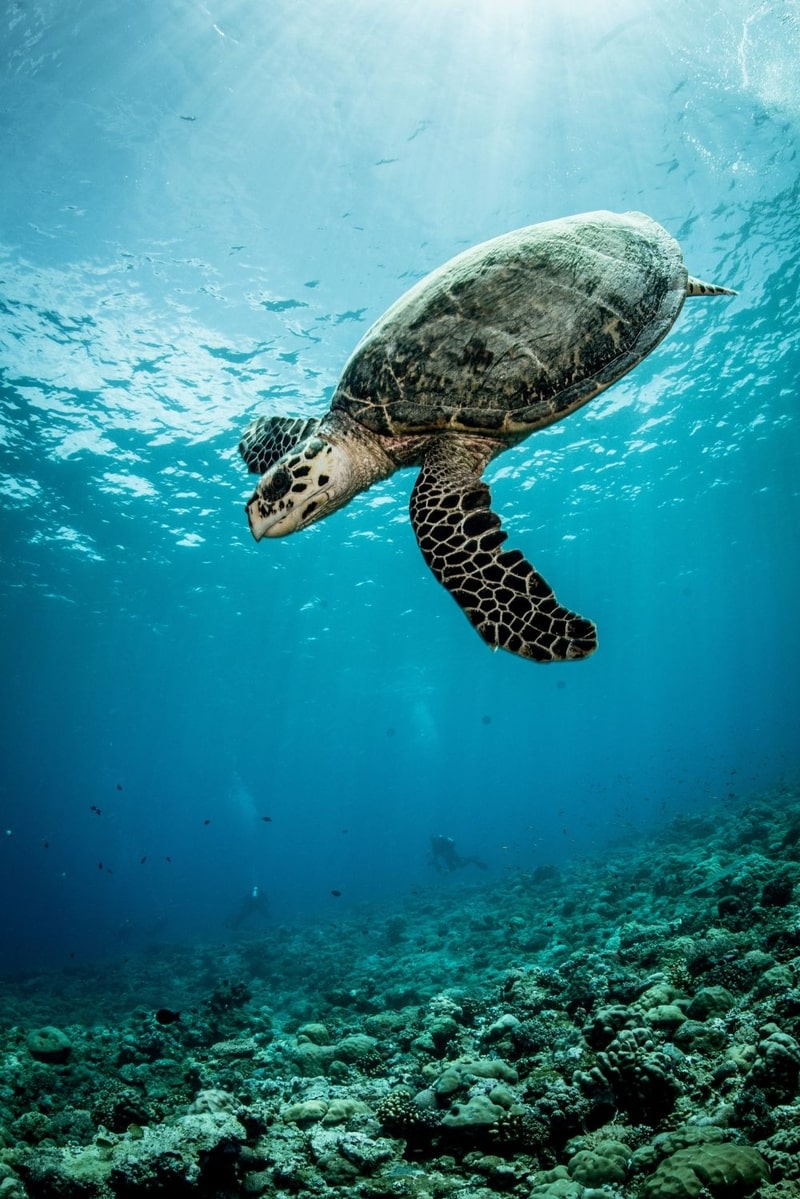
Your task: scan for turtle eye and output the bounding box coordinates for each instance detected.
[263,466,292,501]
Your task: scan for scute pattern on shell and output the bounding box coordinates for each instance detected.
[333,210,687,441]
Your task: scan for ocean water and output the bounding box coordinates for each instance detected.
[0,0,798,975]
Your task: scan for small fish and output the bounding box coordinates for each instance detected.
[330,889,342,898]
[165,856,172,863]
[98,862,103,870]
[261,816,272,823]
[155,1007,181,1025]
[42,840,49,849]
[203,819,211,825]
[140,856,147,864]
[90,805,101,815]
[116,783,123,791]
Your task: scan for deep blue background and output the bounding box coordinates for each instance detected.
[1,0,798,971]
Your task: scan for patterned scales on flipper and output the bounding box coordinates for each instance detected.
[410,437,597,661]
[239,415,320,474]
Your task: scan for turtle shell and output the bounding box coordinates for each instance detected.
[332,210,688,440]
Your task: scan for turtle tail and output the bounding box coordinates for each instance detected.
[685,276,738,297]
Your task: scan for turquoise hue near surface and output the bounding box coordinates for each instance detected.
[0,0,798,970]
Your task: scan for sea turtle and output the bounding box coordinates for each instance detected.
[239,210,735,662]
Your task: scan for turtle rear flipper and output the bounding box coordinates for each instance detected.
[410,437,597,662]
[239,415,321,474]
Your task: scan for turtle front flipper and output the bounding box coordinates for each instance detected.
[239,415,321,474]
[410,437,597,662]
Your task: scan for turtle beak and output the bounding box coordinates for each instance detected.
[245,491,295,540]
[246,496,269,541]
[245,485,331,539]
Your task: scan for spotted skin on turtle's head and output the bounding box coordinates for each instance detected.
[245,434,339,539]
[243,410,397,539]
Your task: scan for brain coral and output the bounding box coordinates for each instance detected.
[25,1026,72,1064]
[640,1143,769,1199]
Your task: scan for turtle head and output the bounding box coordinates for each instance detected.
[246,434,351,539]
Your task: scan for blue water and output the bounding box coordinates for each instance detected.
[1,0,798,973]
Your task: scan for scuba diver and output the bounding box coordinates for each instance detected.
[226,884,270,929]
[430,834,488,873]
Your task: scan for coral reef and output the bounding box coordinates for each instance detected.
[1,783,799,1197]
